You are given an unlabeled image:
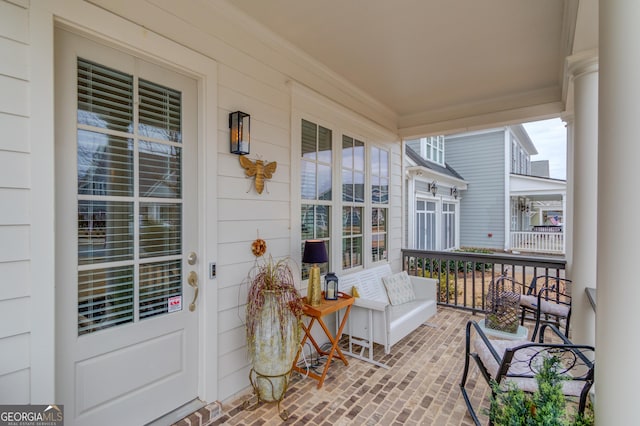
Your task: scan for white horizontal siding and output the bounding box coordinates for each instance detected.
[0,75,28,116]
[0,297,30,338]
[0,151,30,188]
[217,219,291,245]
[0,0,32,406]
[216,57,293,401]
[218,307,245,335]
[0,333,29,376]
[0,115,29,153]
[0,226,29,262]
[218,326,246,357]
[218,199,290,222]
[0,0,28,43]
[0,368,30,404]
[0,261,30,301]
[0,37,28,79]
[0,189,29,224]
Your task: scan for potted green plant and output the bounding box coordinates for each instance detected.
[243,239,303,419]
[489,356,594,426]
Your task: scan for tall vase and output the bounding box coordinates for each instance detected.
[250,290,299,402]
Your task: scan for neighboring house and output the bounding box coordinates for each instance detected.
[444,125,567,254]
[404,137,467,251]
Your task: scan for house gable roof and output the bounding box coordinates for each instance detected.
[405,145,465,181]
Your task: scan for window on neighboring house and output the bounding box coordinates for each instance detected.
[511,141,517,173]
[341,135,365,269]
[442,202,456,250]
[420,135,445,166]
[415,200,437,250]
[371,146,389,262]
[301,119,332,278]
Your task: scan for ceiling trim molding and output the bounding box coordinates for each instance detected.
[398,99,564,139]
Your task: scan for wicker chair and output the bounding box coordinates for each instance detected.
[460,320,595,426]
[519,275,572,341]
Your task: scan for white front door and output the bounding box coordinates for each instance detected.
[55,29,199,426]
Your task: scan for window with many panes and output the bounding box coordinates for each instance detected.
[442,202,456,250]
[420,135,445,166]
[371,146,389,262]
[300,119,332,278]
[300,118,392,275]
[341,135,365,269]
[415,200,436,250]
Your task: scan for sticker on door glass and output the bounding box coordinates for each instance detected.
[168,296,182,313]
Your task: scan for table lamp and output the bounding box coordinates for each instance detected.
[302,240,328,306]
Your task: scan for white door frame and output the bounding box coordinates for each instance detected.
[30,0,218,405]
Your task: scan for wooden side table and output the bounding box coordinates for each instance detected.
[291,292,354,388]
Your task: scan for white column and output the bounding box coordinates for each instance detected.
[561,194,566,254]
[565,52,598,347]
[597,2,640,423]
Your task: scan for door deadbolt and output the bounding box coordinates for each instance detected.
[187,252,198,265]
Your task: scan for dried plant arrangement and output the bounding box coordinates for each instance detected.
[245,256,304,360]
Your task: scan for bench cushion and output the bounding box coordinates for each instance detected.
[382,271,416,305]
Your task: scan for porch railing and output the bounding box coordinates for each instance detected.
[510,231,565,254]
[401,249,566,314]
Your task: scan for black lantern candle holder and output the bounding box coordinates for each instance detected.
[229,111,250,155]
[324,272,338,300]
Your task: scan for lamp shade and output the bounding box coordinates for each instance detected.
[302,240,328,264]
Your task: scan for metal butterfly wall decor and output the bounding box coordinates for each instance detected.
[239,155,277,194]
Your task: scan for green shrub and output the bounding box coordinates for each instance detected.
[489,356,594,426]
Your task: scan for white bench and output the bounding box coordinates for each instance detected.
[337,264,437,367]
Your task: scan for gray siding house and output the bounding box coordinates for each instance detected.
[406,125,566,254]
[445,129,511,251]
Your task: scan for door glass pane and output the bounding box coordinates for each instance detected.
[139,260,182,320]
[77,58,133,132]
[139,141,182,199]
[78,265,134,335]
[140,202,181,258]
[138,79,182,142]
[76,58,186,336]
[78,201,133,265]
[78,130,133,197]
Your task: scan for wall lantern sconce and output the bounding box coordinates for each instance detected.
[430,180,438,196]
[229,111,250,155]
[518,198,530,213]
[450,186,458,199]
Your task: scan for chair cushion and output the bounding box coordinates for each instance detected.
[520,295,570,317]
[382,271,416,305]
[473,334,586,397]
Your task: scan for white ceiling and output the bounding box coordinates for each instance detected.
[226,0,581,133]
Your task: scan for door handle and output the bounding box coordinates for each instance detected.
[187,271,199,312]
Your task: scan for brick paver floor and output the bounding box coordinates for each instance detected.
[210,307,507,425]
